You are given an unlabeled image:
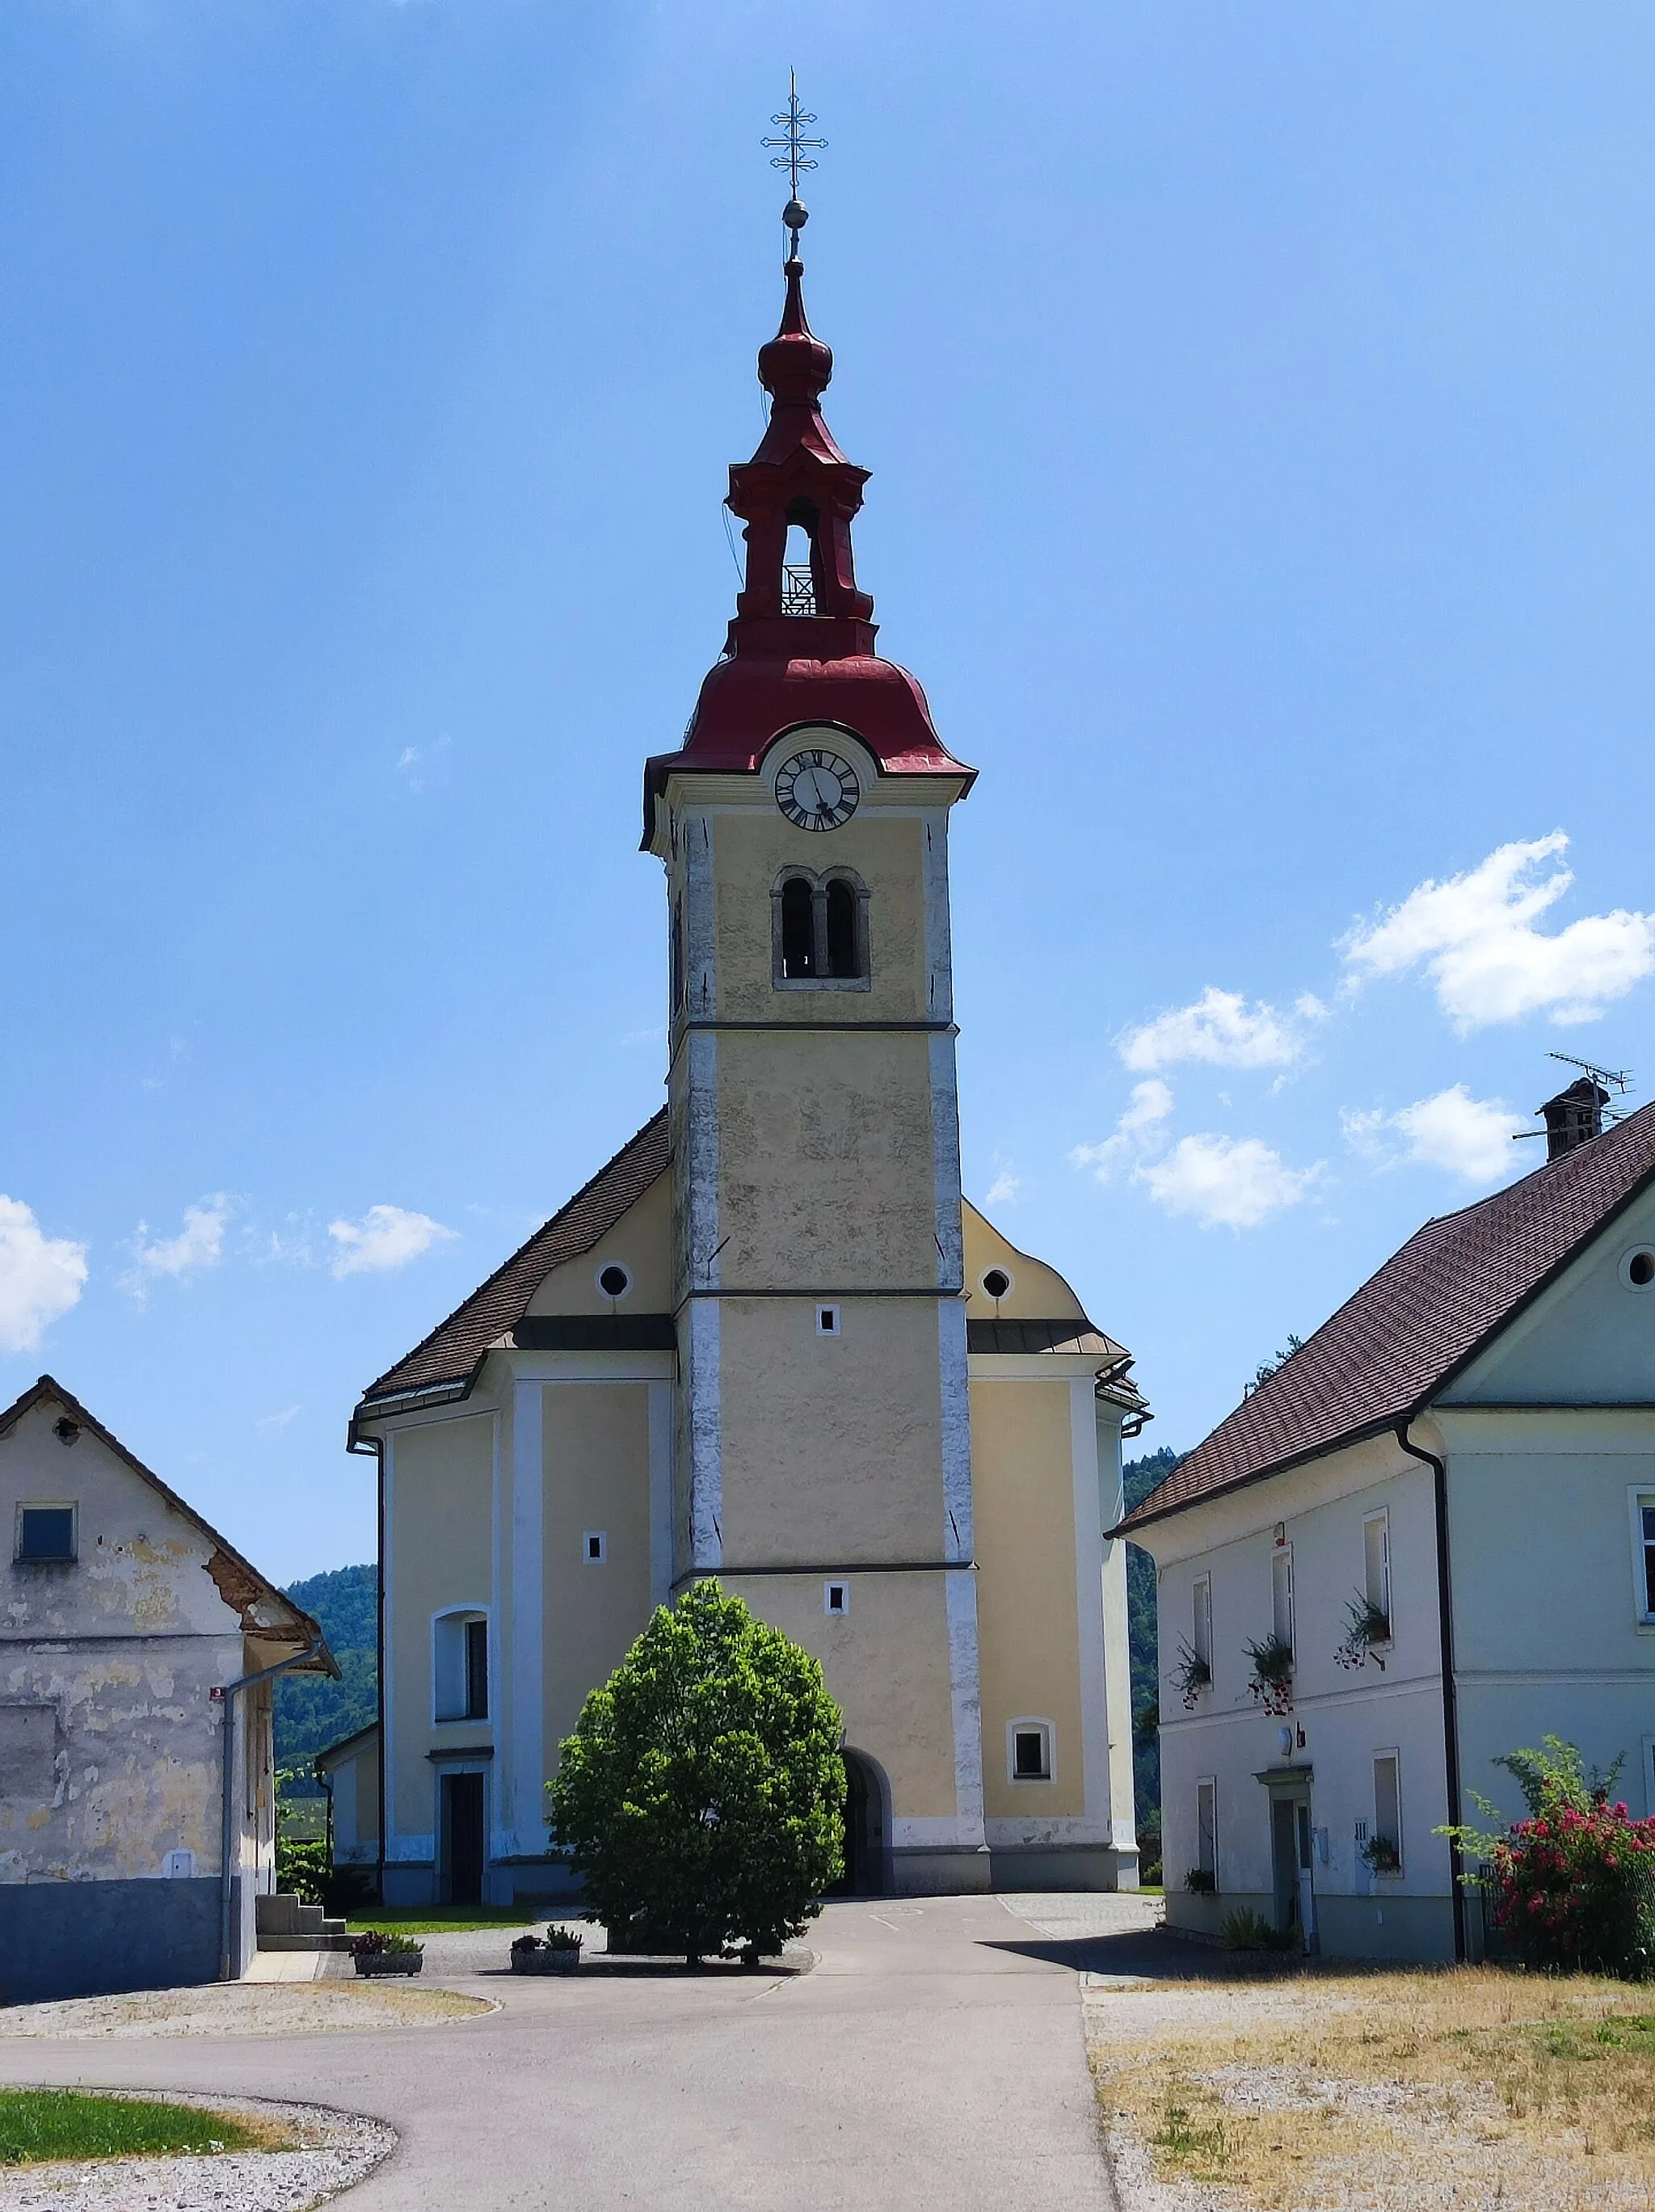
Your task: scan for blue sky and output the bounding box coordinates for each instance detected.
[2,2,1653,1582]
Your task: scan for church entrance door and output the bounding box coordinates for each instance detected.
[441,1772,485,1906]
[832,1751,886,1898]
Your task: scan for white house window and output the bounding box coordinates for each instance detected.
[1193,1574,1213,1671]
[1633,1494,1655,1622]
[823,1579,849,1616]
[1371,1752,1403,1873]
[15,1504,75,1564]
[1196,1778,1217,1881]
[1363,1510,1392,1633]
[434,1612,490,1723]
[583,1532,607,1565]
[1620,1247,1655,1291]
[1271,1546,1295,1654]
[1009,1720,1054,1782]
[596,1262,632,1302]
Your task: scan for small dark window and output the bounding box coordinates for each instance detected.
[1631,1250,1655,1287]
[781,876,816,977]
[598,1264,630,1300]
[585,1532,606,1564]
[53,1418,80,1447]
[824,878,858,978]
[17,1507,75,1564]
[465,1619,489,1721]
[982,1269,1011,1301]
[1013,1729,1048,1780]
[671,896,685,1013]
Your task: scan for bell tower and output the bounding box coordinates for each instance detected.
[642,141,991,1895]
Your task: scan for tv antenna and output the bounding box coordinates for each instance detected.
[1512,1051,1634,1141]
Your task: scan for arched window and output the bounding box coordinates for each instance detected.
[773,869,869,988]
[780,875,816,977]
[824,878,859,977]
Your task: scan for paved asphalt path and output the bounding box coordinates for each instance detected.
[0,1894,1137,2210]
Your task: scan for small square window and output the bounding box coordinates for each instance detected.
[583,1532,607,1565]
[1009,1721,1053,1782]
[823,1580,849,1616]
[16,1506,75,1564]
[816,1304,841,1337]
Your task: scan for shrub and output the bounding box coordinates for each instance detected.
[1441,1735,1655,1980]
[547,1581,845,1966]
[1220,1907,1298,1953]
[511,1927,581,1959]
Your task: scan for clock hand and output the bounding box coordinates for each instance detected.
[797,768,825,812]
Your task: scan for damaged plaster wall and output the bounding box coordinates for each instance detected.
[0,1395,255,1887]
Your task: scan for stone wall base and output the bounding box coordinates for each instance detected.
[0,1877,225,2003]
[987,1844,1137,1893]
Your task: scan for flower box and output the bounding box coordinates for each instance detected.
[512,1946,581,1975]
[354,1951,423,1977]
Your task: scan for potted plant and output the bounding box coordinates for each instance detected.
[1243,1632,1295,1717]
[511,1926,583,1976]
[1170,1641,1212,1711]
[351,1929,423,1978]
[1334,1594,1392,1673]
[1359,1833,1401,1875]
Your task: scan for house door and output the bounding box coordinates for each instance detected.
[441,1772,485,1906]
[1270,1793,1316,1951]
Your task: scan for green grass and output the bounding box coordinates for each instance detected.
[0,2090,272,2168]
[347,1903,541,1934]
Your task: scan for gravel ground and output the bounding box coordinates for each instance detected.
[0,1986,491,2042]
[0,2092,394,2212]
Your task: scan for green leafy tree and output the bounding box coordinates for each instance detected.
[547,1582,845,1965]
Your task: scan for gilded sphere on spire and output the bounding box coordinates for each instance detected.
[782,198,809,231]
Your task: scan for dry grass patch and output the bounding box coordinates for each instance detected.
[1091,1964,1655,2210]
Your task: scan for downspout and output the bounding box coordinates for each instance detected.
[217,1633,327,1981]
[349,1423,386,1905]
[1395,1418,1466,1963]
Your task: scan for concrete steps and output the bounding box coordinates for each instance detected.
[256,1892,354,1952]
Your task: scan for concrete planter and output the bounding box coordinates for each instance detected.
[354,1951,423,1977]
[512,1945,581,1975]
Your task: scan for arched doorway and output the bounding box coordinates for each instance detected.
[833,1749,889,1897]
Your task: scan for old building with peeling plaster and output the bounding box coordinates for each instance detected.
[0,1376,335,2000]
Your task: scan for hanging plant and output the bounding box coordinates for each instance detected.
[1170,1641,1212,1711]
[1334,1593,1392,1672]
[1244,1632,1295,1716]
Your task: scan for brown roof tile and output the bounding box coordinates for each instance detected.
[1118,1100,1655,1535]
[356,1111,671,1411]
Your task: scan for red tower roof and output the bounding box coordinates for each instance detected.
[643,252,972,836]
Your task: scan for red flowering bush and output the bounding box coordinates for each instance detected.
[1443,1737,1655,1980]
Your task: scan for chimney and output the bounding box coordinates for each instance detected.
[1538,1077,1609,1161]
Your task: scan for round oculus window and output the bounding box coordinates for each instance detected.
[981,1268,1013,1301]
[1623,1248,1655,1291]
[596,1263,632,1301]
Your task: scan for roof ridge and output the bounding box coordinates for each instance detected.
[1118,1095,1655,1536]
[0,1376,333,1668]
[356,1109,672,1409]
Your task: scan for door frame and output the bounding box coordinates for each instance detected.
[432,1753,493,1906]
[1255,1763,1317,1954]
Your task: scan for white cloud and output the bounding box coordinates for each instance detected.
[1120,988,1311,1073]
[396,735,452,793]
[1342,833,1655,1031]
[329,1204,457,1279]
[1070,1079,1176,1182]
[257,1405,301,1434]
[1136,1135,1323,1231]
[0,1197,87,1353]
[984,1169,1022,1206]
[1342,1084,1523,1184]
[128,1195,232,1284]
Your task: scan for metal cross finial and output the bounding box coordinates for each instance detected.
[762,70,825,257]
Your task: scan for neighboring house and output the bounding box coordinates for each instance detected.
[331,233,1148,1908]
[316,1721,379,1873]
[1119,1081,1655,1963]
[0,1377,335,2001]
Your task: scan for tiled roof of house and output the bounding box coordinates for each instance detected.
[0,1376,336,1671]
[1118,1099,1655,1535]
[355,1111,671,1413]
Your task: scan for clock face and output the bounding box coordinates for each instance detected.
[775,748,860,832]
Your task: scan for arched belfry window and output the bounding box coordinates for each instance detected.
[773,869,869,989]
[781,500,819,617]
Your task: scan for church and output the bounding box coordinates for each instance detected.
[329,192,1147,1906]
